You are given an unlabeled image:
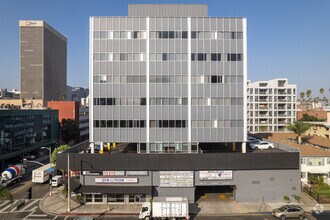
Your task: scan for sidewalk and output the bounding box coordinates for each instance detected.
[39,189,330,217]
[39,187,141,217]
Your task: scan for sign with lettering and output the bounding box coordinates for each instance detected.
[199,171,233,180]
[160,171,193,187]
[103,171,125,176]
[126,171,148,176]
[82,171,101,176]
[95,178,138,184]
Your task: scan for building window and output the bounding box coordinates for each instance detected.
[94,194,103,203]
[86,194,93,203]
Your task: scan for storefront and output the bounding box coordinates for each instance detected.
[85,193,151,204]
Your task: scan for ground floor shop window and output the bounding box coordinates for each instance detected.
[86,194,93,203]
[129,194,135,203]
[107,194,125,203]
[94,194,103,203]
[135,194,146,202]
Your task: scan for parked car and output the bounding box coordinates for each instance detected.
[247,136,257,142]
[252,141,275,150]
[272,205,306,220]
[248,140,261,149]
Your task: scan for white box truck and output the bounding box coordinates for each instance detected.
[32,163,55,183]
[51,175,63,187]
[139,197,189,220]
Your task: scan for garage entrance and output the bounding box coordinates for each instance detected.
[195,186,236,202]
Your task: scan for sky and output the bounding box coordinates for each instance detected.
[0,0,329,97]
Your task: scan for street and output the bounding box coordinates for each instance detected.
[3,175,330,220]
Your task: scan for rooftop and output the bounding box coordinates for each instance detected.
[254,132,330,157]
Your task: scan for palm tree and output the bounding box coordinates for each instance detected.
[306,90,312,101]
[287,121,312,145]
[320,88,325,98]
[299,92,305,101]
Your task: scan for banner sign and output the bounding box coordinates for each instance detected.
[95,178,138,184]
[82,171,101,176]
[199,171,233,180]
[103,171,125,176]
[126,171,149,176]
[160,171,193,187]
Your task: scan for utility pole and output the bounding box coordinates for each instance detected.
[67,153,70,212]
[41,146,52,196]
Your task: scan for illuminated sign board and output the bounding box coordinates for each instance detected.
[126,171,149,176]
[160,171,193,187]
[95,178,138,184]
[103,171,125,176]
[199,171,233,180]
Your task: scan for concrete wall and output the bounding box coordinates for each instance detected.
[234,170,300,202]
[79,168,300,203]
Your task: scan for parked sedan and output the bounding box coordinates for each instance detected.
[248,140,260,149]
[251,141,274,150]
[272,205,306,220]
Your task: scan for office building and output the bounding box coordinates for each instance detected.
[0,109,59,170]
[66,86,89,102]
[48,101,89,143]
[56,4,300,204]
[247,78,297,133]
[19,20,67,101]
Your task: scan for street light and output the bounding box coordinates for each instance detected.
[41,146,52,196]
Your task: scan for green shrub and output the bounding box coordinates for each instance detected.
[284,195,290,202]
[293,195,300,203]
[76,194,85,205]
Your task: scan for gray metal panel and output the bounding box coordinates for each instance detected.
[128,4,208,17]
[57,152,300,171]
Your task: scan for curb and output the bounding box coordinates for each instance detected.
[60,212,139,216]
[39,194,64,216]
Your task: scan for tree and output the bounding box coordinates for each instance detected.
[51,145,70,164]
[0,186,13,202]
[320,88,325,97]
[287,121,312,145]
[61,118,79,144]
[299,92,305,101]
[300,113,325,122]
[306,90,312,100]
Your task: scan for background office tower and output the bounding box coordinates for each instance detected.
[19,20,67,101]
[247,78,297,133]
[90,4,247,153]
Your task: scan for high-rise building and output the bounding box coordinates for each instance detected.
[56,5,300,204]
[247,78,297,133]
[90,4,247,153]
[19,20,67,101]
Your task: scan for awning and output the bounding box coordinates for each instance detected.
[79,185,152,194]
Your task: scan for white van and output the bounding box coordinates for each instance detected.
[51,175,63,187]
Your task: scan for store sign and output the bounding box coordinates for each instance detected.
[160,171,193,187]
[95,178,138,184]
[103,171,125,176]
[82,171,101,176]
[126,171,148,176]
[199,171,233,180]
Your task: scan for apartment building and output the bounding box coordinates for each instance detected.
[19,20,67,101]
[247,78,297,133]
[56,4,300,204]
